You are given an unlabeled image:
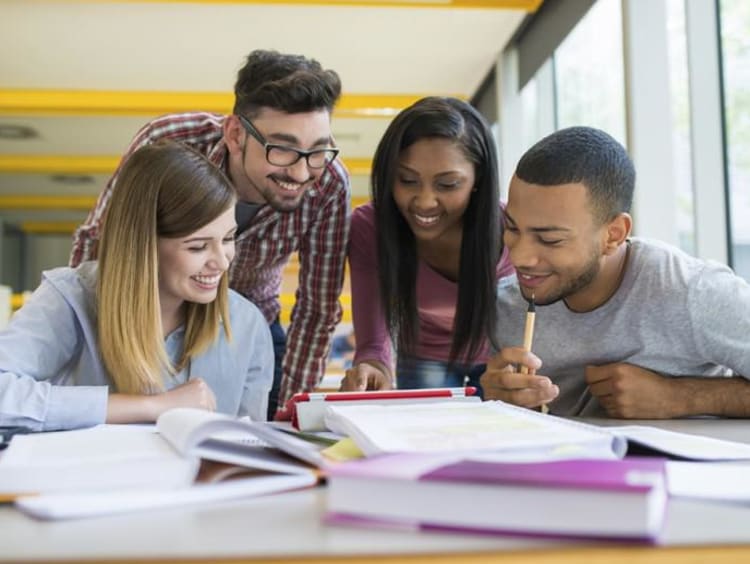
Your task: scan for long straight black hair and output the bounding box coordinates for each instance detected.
[371,97,501,365]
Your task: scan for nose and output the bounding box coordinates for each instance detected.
[285,157,312,183]
[506,233,539,270]
[413,186,438,211]
[208,243,232,271]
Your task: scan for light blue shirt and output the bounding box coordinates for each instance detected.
[0,262,273,430]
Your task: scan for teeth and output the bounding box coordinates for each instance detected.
[276,179,302,192]
[193,274,221,285]
[414,214,439,225]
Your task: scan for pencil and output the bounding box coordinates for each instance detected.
[519,293,548,414]
[519,294,535,376]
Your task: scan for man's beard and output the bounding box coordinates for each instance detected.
[252,174,311,213]
[533,249,601,307]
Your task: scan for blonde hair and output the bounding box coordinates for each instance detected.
[97,141,236,394]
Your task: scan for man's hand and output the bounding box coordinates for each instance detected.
[481,347,558,408]
[339,361,393,391]
[585,363,677,419]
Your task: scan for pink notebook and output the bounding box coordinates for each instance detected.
[326,454,668,541]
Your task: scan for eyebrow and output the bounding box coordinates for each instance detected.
[504,211,572,233]
[182,227,238,243]
[265,132,331,148]
[398,164,466,177]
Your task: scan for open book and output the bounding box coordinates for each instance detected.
[324,400,750,461]
[156,408,326,473]
[11,409,327,520]
[0,425,198,499]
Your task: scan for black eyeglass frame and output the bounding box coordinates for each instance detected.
[237,115,339,169]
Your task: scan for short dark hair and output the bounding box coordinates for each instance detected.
[371,96,501,363]
[233,50,341,117]
[515,126,635,222]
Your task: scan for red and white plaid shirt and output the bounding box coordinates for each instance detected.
[70,113,350,405]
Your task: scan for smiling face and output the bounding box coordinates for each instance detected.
[392,137,476,245]
[157,206,237,316]
[503,176,614,309]
[225,107,334,212]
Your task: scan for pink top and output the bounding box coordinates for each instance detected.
[348,202,514,371]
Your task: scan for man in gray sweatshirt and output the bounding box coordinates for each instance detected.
[483,126,750,419]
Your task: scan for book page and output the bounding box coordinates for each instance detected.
[609,425,750,460]
[3,424,172,466]
[157,408,326,470]
[0,425,198,495]
[157,409,257,454]
[324,401,626,460]
[15,473,317,520]
[666,461,750,500]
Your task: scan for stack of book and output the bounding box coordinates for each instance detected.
[320,399,750,541]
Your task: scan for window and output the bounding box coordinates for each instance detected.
[720,0,750,280]
[554,0,626,146]
[667,0,695,254]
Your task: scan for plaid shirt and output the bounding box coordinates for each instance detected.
[70,112,351,405]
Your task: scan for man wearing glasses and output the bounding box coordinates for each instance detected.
[70,50,350,420]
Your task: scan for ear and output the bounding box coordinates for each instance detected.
[222,115,245,155]
[602,213,632,256]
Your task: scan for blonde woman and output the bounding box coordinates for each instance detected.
[0,142,273,431]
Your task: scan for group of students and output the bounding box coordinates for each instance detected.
[1,48,749,433]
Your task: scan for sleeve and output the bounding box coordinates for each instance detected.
[348,205,394,370]
[69,122,163,266]
[277,162,350,404]
[0,280,108,431]
[688,263,750,379]
[236,301,275,422]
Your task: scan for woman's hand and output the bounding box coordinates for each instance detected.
[339,361,394,391]
[106,378,217,423]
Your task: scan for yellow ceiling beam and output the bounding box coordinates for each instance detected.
[0,90,232,117]
[0,154,373,176]
[341,158,372,176]
[0,195,98,210]
[19,221,82,234]
[0,155,119,174]
[0,90,451,119]
[68,0,541,10]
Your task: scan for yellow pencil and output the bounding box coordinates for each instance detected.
[519,295,535,376]
[520,293,548,414]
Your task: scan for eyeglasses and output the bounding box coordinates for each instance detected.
[238,115,339,169]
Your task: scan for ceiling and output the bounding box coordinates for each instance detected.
[0,0,538,234]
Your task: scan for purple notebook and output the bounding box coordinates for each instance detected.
[424,457,666,493]
[326,454,668,540]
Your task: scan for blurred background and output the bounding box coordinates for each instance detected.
[0,0,748,328]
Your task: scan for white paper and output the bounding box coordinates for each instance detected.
[15,473,317,520]
[0,425,198,494]
[667,461,750,501]
[324,401,626,460]
[610,425,750,461]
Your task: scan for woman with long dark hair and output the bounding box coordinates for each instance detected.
[341,97,512,393]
